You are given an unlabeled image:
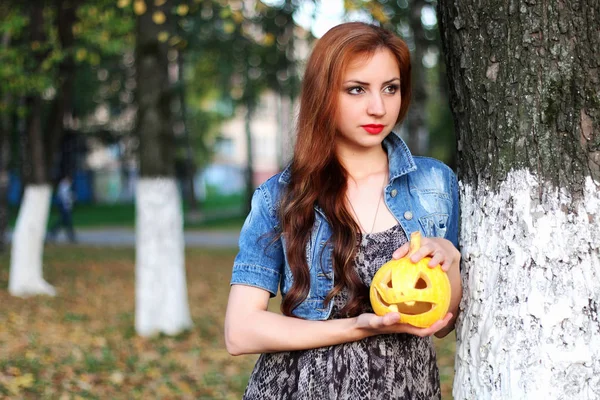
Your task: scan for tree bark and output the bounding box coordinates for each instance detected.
[134,0,192,337]
[438,0,600,398]
[136,2,174,178]
[0,103,9,253]
[244,104,255,214]
[135,178,190,336]
[0,31,12,253]
[177,51,198,212]
[9,2,55,296]
[405,0,428,155]
[46,0,78,177]
[9,185,54,297]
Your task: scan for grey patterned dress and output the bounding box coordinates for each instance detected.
[243,224,442,400]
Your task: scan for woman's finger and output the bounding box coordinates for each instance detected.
[392,242,410,259]
[427,250,446,268]
[401,313,453,337]
[382,312,401,326]
[409,244,435,263]
[366,312,400,330]
[440,258,452,272]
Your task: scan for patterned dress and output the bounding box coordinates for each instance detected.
[243,224,442,400]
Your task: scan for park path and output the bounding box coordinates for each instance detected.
[5,228,240,249]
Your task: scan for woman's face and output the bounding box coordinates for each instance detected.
[335,48,402,152]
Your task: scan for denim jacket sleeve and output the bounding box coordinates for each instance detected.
[230,185,284,297]
[445,170,459,248]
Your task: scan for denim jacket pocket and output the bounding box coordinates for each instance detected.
[419,212,449,238]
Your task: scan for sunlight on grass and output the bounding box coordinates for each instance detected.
[0,247,456,399]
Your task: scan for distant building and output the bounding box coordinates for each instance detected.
[215,91,296,188]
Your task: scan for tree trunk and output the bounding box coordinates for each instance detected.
[135,178,189,336]
[134,0,192,337]
[438,1,600,399]
[177,51,198,212]
[0,32,11,253]
[405,0,428,155]
[9,4,55,296]
[46,0,78,176]
[244,104,255,214]
[9,185,54,296]
[0,105,8,253]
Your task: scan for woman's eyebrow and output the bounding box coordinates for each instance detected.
[343,77,401,86]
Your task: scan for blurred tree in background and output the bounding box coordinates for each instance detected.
[131,0,193,337]
[2,0,135,294]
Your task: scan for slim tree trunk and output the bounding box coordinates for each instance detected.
[135,0,192,337]
[0,31,12,253]
[46,0,78,176]
[438,1,600,398]
[405,0,428,155]
[244,104,255,214]
[9,3,54,296]
[0,104,9,253]
[177,51,198,212]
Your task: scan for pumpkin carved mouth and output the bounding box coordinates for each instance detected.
[372,293,435,315]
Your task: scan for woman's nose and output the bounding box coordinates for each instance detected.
[367,94,386,116]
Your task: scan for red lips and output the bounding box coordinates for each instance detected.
[362,124,385,134]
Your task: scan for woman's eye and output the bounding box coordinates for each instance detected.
[347,86,364,95]
[384,84,399,94]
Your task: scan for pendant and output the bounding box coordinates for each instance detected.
[361,235,368,247]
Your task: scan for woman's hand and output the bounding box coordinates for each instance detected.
[377,235,462,338]
[355,311,453,337]
[392,236,460,272]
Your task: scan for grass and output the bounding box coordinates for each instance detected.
[7,193,246,230]
[0,247,456,399]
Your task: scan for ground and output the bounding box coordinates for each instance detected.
[0,246,456,399]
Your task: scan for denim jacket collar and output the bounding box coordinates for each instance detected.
[278,132,416,186]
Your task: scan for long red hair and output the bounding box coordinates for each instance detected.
[279,22,412,317]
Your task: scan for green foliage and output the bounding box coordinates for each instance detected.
[0,5,57,104]
[74,2,135,61]
[0,0,136,130]
[179,0,302,107]
[1,0,305,183]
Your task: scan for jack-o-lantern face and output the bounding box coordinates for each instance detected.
[369,232,451,328]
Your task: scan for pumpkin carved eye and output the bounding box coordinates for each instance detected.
[369,232,451,328]
[414,276,428,289]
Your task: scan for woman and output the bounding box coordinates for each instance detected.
[225,22,461,399]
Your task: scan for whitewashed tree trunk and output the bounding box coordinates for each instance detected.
[134,1,192,337]
[135,178,192,336]
[437,0,600,398]
[456,171,600,399]
[9,185,55,297]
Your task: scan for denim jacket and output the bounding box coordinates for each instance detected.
[230,133,459,320]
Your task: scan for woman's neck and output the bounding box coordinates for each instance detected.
[336,144,388,181]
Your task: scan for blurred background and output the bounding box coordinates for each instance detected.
[0,0,457,398]
[0,0,455,239]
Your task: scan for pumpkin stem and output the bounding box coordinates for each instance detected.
[408,231,421,257]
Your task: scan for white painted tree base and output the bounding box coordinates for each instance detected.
[455,170,600,399]
[9,185,55,297]
[135,177,193,337]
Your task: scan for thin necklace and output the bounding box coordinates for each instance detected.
[346,172,387,234]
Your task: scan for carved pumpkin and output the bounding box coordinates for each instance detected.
[369,232,451,328]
